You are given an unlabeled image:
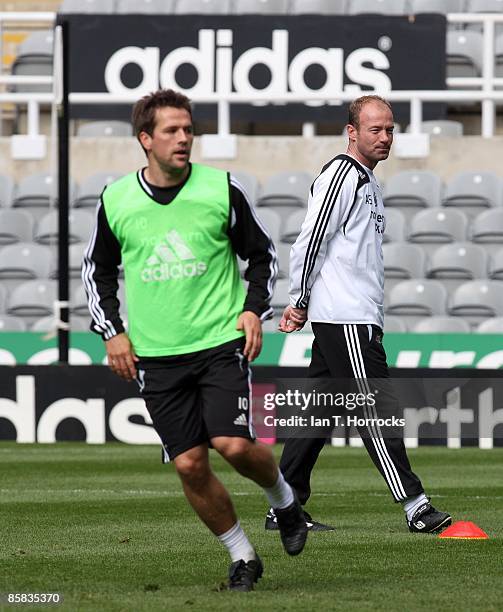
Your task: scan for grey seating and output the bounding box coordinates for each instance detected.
[257,172,312,208]
[233,0,288,13]
[271,278,290,312]
[408,208,468,257]
[449,280,503,327]
[69,243,87,279]
[466,0,503,34]
[13,172,55,207]
[34,210,95,245]
[290,0,347,14]
[0,315,27,331]
[405,119,464,137]
[489,248,503,280]
[383,243,426,295]
[7,280,57,323]
[386,279,447,328]
[0,210,34,245]
[0,285,6,313]
[231,171,261,205]
[476,317,503,333]
[471,208,503,254]
[117,0,175,12]
[0,243,53,291]
[281,210,306,244]
[383,316,408,333]
[443,171,500,217]
[10,30,53,94]
[410,0,465,14]
[384,170,442,210]
[496,33,503,78]
[347,0,407,14]
[261,317,279,333]
[71,284,91,317]
[0,175,14,208]
[77,121,132,137]
[383,208,405,243]
[255,208,282,245]
[412,316,471,333]
[276,241,291,279]
[73,172,123,208]
[427,242,488,293]
[175,0,231,12]
[447,31,483,79]
[59,0,115,12]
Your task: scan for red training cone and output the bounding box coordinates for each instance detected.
[438,521,489,539]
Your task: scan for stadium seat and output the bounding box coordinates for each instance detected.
[175,0,231,13]
[257,172,312,208]
[383,208,405,243]
[271,278,290,312]
[0,285,6,313]
[446,31,484,79]
[233,0,288,13]
[13,172,55,208]
[412,316,471,333]
[427,242,488,293]
[496,33,503,78]
[255,208,282,245]
[69,243,87,279]
[0,175,14,208]
[72,282,127,318]
[476,317,503,333]
[383,244,426,295]
[232,171,261,205]
[471,208,503,254]
[405,119,464,137]
[0,210,34,245]
[275,241,291,279]
[489,248,503,280]
[0,314,27,331]
[443,171,501,217]
[290,0,347,14]
[0,243,53,290]
[408,208,468,257]
[449,280,503,327]
[383,316,408,333]
[466,0,503,35]
[73,172,123,208]
[347,0,407,14]
[59,0,115,13]
[281,209,306,244]
[7,280,57,323]
[77,121,132,137]
[10,30,53,94]
[262,317,279,332]
[410,0,465,15]
[117,0,176,12]
[386,279,448,328]
[384,171,442,222]
[34,210,95,245]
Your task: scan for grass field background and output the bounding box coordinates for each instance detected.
[0,443,502,611]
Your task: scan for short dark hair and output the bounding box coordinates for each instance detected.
[131,89,192,140]
[348,95,392,130]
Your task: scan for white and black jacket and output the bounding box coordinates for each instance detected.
[290,154,385,328]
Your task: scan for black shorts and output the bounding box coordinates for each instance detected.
[137,338,255,461]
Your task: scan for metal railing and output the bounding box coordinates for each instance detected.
[2,12,503,138]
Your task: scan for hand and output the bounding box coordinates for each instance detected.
[105,332,139,381]
[278,305,307,333]
[236,311,262,362]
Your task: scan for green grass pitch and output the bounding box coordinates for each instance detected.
[0,443,502,611]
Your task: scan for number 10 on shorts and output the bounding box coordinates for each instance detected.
[238,397,249,411]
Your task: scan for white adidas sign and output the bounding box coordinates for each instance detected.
[141,230,207,282]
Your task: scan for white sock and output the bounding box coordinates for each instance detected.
[217,521,256,563]
[402,493,429,522]
[263,471,295,510]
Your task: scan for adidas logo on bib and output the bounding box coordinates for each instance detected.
[141,230,207,282]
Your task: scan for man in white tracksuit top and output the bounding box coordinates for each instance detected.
[265,95,452,535]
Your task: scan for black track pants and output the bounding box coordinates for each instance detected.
[279,323,424,505]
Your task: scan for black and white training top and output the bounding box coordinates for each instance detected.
[290,153,385,329]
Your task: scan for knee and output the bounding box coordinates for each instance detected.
[174,450,209,485]
[214,437,253,464]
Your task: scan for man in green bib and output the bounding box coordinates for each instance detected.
[82,89,307,591]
